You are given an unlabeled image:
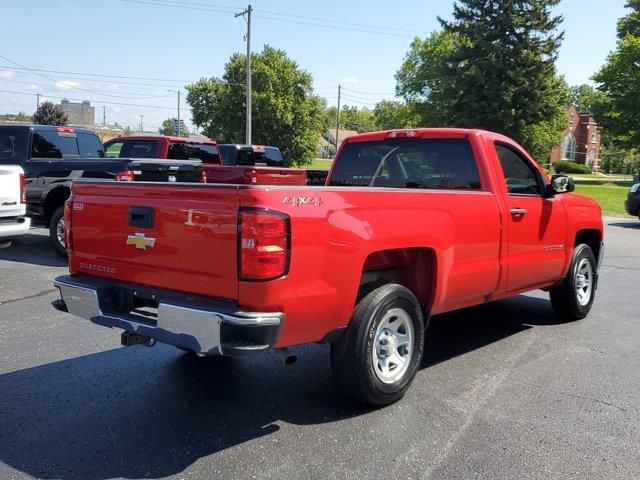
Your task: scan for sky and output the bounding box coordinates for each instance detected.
[0,0,630,132]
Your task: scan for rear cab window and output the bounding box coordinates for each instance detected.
[0,127,29,164]
[105,140,158,158]
[30,130,80,158]
[168,142,221,164]
[328,138,482,190]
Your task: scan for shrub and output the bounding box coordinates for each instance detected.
[553,160,591,174]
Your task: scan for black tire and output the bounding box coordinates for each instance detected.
[49,206,68,258]
[549,244,596,321]
[330,283,425,406]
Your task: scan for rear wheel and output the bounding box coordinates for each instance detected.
[49,206,67,258]
[549,244,596,320]
[331,283,424,406]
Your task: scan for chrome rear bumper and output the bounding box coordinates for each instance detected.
[53,275,283,356]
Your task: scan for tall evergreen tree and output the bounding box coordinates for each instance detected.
[438,0,567,159]
[397,1,569,161]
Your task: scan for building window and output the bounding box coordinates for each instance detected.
[591,131,597,143]
[563,133,576,161]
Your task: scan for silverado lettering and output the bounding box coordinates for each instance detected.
[53,128,604,406]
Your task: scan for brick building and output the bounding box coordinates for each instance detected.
[59,99,95,126]
[550,105,602,171]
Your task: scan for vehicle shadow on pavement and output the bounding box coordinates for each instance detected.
[608,221,640,230]
[0,295,556,479]
[422,294,554,368]
[0,231,66,268]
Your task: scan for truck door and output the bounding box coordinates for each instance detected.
[494,143,567,291]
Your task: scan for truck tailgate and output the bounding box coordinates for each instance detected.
[68,181,240,301]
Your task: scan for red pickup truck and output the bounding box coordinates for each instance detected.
[53,128,604,405]
[104,135,306,186]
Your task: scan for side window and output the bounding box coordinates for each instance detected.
[105,142,123,158]
[77,133,105,158]
[31,132,79,158]
[495,144,541,195]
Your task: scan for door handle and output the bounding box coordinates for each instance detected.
[510,208,527,216]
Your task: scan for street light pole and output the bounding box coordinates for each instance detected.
[235,5,252,145]
[167,90,181,136]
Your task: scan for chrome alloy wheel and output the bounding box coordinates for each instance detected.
[575,258,593,306]
[56,217,65,248]
[372,308,414,384]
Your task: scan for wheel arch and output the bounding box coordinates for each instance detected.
[357,247,437,315]
[43,186,71,225]
[574,229,602,266]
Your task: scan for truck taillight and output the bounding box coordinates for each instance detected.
[64,199,73,255]
[238,209,290,281]
[244,169,258,184]
[19,173,26,204]
[115,170,135,182]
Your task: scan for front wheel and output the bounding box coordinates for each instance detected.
[549,244,596,321]
[49,206,68,258]
[331,283,425,406]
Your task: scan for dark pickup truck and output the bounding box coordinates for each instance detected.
[0,125,203,256]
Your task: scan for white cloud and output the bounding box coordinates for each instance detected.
[25,84,38,91]
[0,69,16,79]
[107,83,119,91]
[55,80,80,90]
[341,76,358,85]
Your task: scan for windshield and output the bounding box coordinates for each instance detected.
[328,139,481,190]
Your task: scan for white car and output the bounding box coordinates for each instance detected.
[0,165,31,246]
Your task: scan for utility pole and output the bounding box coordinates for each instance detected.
[335,85,341,155]
[235,4,252,145]
[167,90,181,136]
[36,93,40,109]
[139,114,144,132]
[103,106,106,126]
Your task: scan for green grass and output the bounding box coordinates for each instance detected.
[573,184,633,217]
[308,158,333,170]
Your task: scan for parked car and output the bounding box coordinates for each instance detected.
[53,128,604,405]
[624,182,640,219]
[0,165,30,247]
[105,136,306,186]
[0,125,203,256]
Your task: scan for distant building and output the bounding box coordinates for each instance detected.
[59,99,95,126]
[318,128,359,158]
[550,105,602,171]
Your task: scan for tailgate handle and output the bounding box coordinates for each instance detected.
[128,206,155,228]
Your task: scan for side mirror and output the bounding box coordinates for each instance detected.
[545,174,575,197]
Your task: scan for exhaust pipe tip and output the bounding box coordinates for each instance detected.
[272,347,297,365]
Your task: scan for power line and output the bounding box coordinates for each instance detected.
[0,88,188,110]
[0,63,196,83]
[342,86,397,96]
[0,77,176,99]
[122,0,421,37]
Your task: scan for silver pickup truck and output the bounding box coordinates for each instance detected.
[0,165,30,247]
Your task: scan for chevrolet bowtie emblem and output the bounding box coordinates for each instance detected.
[126,233,156,250]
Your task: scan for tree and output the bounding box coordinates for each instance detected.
[593,2,640,149]
[186,45,323,166]
[396,1,569,162]
[570,84,609,121]
[33,101,68,126]
[339,106,376,132]
[373,100,420,130]
[159,118,189,137]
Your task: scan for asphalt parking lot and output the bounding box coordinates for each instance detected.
[0,218,639,480]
